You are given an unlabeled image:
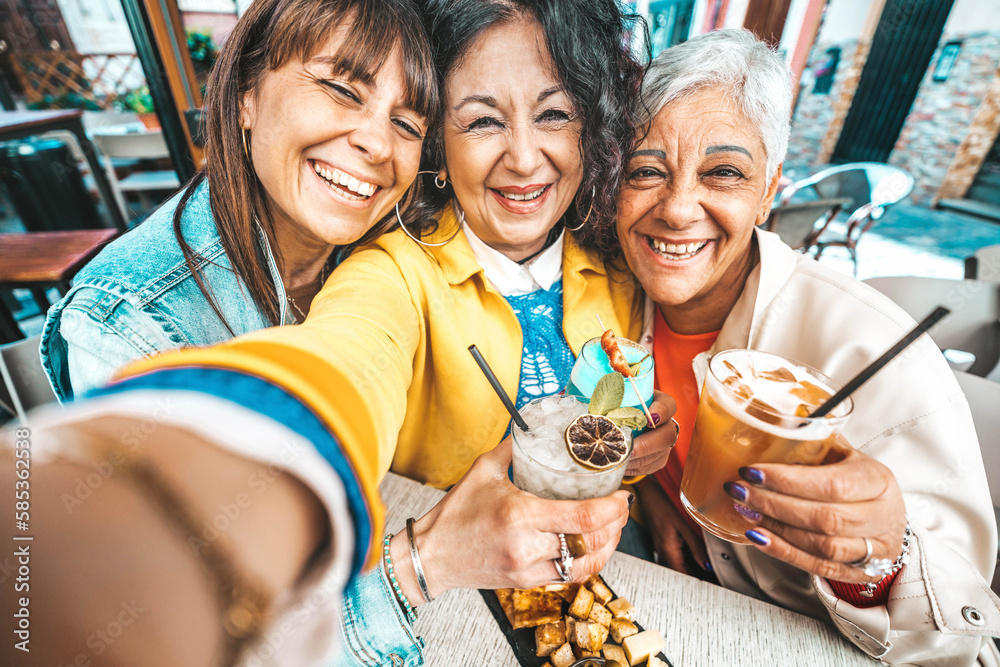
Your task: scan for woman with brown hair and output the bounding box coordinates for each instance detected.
[40,0,439,401]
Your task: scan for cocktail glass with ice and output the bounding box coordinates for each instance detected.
[511,395,632,501]
[566,336,653,409]
[680,349,853,544]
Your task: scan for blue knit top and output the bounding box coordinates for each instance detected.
[504,279,576,411]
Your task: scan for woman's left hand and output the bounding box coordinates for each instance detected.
[724,437,907,584]
[626,389,678,476]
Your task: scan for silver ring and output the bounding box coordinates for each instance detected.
[669,417,680,435]
[847,537,874,568]
[554,533,573,582]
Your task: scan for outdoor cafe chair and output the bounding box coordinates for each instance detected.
[966,244,1000,284]
[952,369,1000,595]
[764,198,851,251]
[864,276,1000,380]
[92,130,181,224]
[778,162,915,275]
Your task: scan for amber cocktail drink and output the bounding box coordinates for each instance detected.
[680,349,853,544]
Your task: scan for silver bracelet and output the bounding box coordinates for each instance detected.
[405,517,434,603]
[860,517,911,598]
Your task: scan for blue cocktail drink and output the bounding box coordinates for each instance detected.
[566,336,654,408]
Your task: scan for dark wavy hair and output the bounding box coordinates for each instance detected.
[410,0,648,265]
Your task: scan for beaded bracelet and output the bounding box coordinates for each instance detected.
[383,534,418,623]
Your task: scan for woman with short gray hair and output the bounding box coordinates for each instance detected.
[623,29,1000,665]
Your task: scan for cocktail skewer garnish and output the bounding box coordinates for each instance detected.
[595,315,657,429]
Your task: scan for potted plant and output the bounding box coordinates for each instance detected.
[119,86,159,130]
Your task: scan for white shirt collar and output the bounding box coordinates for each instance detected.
[462,221,564,297]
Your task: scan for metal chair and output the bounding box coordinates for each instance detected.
[966,244,1000,284]
[0,334,58,423]
[778,163,915,275]
[864,276,1000,379]
[91,131,181,223]
[764,198,851,251]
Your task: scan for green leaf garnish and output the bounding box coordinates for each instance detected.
[605,406,648,430]
[589,373,624,416]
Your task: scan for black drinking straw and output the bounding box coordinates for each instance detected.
[468,344,530,432]
[809,306,951,419]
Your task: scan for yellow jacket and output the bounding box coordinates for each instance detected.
[124,208,643,488]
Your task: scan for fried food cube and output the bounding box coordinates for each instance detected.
[609,617,639,644]
[535,621,567,657]
[586,574,614,605]
[589,602,612,627]
[560,582,581,602]
[647,656,668,667]
[622,629,665,666]
[496,588,515,626]
[512,588,563,629]
[572,644,600,660]
[604,643,628,664]
[564,614,577,642]
[550,642,576,667]
[569,584,595,619]
[606,597,636,621]
[574,620,609,652]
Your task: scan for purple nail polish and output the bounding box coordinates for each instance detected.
[746,529,770,546]
[723,481,747,502]
[651,412,661,425]
[702,559,714,572]
[733,503,761,522]
[739,467,764,485]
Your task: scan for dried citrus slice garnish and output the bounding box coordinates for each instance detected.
[565,414,629,470]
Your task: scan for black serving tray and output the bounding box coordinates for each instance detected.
[479,587,673,667]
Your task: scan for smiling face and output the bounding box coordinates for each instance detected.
[617,87,781,334]
[442,18,584,261]
[241,27,427,247]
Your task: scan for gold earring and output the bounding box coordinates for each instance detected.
[565,186,596,232]
[241,128,251,162]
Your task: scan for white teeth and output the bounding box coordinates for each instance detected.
[312,162,377,198]
[498,187,546,201]
[648,236,707,260]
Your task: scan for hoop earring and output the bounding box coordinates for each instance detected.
[396,202,463,247]
[241,128,251,162]
[565,186,596,232]
[415,169,449,190]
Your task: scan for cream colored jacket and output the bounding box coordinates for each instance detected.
[642,228,1000,665]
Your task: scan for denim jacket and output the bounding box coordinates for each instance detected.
[40,180,294,401]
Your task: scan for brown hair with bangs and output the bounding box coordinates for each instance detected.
[173,0,439,330]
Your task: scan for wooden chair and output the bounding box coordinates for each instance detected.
[91,131,181,222]
[779,163,914,275]
[966,244,1000,284]
[864,276,1000,379]
[0,229,119,343]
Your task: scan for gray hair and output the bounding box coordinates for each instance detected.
[639,29,792,180]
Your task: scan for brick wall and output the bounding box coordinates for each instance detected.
[785,31,1000,205]
[890,32,1000,204]
[785,39,859,181]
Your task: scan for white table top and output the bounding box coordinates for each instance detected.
[380,473,875,667]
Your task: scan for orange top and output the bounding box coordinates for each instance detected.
[651,308,719,535]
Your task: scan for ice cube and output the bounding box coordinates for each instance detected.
[723,376,754,401]
[790,380,832,406]
[758,367,796,383]
[746,398,783,425]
